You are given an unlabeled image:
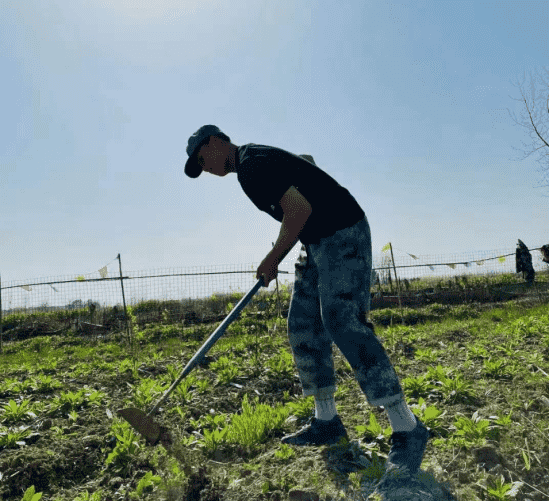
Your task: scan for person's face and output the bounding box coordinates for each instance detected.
[197,136,230,176]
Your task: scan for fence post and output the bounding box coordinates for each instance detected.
[0,274,3,354]
[389,243,403,311]
[117,254,132,348]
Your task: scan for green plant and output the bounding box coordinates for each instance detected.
[105,422,142,475]
[86,390,106,407]
[0,427,32,449]
[274,443,295,460]
[451,412,491,447]
[131,471,161,497]
[484,358,508,378]
[284,396,314,419]
[73,490,103,501]
[440,374,476,403]
[33,375,62,394]
[1,399,36,424]
[200,426,230,452]
[118,358,138,378]
[130,378,165,408]
[266,351,294,376]
[216,365,239,384]
[227,393,289,449]
[411,397,445,429]
[477,475,524,500]
[415,348,439,363]
[54,389,86,412]
[20,485,42,501]
[402,374,433,398]
[355,412,392,440]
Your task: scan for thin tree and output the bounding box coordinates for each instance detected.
[506,66,549,192]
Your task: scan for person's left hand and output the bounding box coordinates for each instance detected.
[256,253,279,287]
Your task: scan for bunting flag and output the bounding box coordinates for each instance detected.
[381,243,391,253]
[50,285,58,292]
[21,285,31,291]
[408,253,418,259]
[429,266,434,271]
[447,263,456,269]
[99,266,108,278]
[475,260,485,265]
[498,256,506,263]
[464,262,471,268]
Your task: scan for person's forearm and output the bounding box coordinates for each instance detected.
[268,211,311,264]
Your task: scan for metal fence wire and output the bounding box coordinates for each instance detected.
[1,246,548,319]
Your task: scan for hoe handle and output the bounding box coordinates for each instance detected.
[147,276,266,416]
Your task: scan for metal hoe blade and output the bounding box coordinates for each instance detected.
[117,276,266,445]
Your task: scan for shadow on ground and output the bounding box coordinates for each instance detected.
[321,440,458,501]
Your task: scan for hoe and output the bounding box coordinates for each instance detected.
[117,276,266,445]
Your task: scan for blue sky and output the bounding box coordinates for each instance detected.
[1,0,548,305]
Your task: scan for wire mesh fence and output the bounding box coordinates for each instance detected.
[1,245,547,319]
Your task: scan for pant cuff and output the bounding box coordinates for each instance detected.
[369,392,403,408]
[302,385,337,400]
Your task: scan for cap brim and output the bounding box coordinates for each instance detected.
[185,155,202,178]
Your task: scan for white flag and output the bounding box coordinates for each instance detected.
[21,285,32,291]
[99,266,108,278]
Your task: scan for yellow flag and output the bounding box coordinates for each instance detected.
[498,256,506,263]
[99,266,108,278]
[475,260,484,265]
[381,243,391,253]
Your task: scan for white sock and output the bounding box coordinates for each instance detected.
[385,397,417,432]
[314,395,337,421]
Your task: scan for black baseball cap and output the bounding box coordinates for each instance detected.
[184,125,228,178]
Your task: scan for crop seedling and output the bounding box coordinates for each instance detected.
[1,399,36,424]
[105,421,142,475]
[33,375,62,394]
[355,412,392,441]
[0,427,32,449]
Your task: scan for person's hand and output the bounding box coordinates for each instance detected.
[256,253,279,287]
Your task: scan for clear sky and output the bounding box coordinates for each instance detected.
[1,0,548,303]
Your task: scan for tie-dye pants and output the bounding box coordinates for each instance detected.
[288,216,403,407]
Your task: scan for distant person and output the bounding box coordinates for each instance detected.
[184,125,430,478]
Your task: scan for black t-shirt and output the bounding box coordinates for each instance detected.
[236,143,365,245]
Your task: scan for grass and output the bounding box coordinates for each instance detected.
[0,272,547,500]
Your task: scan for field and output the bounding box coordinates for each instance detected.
[0,272,548,501]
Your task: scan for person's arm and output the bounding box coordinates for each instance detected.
[268,186,312,264]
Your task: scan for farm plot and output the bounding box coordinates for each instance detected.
[0,286,548,501]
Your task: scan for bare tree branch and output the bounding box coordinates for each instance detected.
[506,67,549,192]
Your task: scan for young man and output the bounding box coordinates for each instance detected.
[184,124,430,477]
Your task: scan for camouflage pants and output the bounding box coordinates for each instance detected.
[288,216,403,407]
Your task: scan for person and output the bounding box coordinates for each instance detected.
[184,124,430,477]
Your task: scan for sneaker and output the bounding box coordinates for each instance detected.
[281,415,349,446]
[385,416,430,475]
